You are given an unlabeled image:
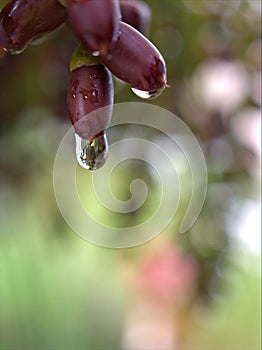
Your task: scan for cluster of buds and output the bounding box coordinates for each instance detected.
[0,0,167,170]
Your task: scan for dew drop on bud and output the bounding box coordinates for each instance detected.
[131,86,165,100]
[75,131,108,170]
[92,51,100,57]
[4,47,26,55]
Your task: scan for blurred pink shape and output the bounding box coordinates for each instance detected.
[130,238,198,303]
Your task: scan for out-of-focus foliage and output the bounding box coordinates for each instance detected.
[0,1,261,349]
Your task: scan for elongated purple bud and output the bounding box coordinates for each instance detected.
[67,0,121,56]
[0,22,7,58]
[0,0,67,54]
[101,22,166,98]
[67,64,114,140]
[120,0,151,35]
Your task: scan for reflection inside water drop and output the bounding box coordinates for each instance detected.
[75,131,108,170]
[131,86,165,100]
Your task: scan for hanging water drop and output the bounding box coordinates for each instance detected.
[75,131,108,170]
[3,46,26,55]
[131,86,165,100]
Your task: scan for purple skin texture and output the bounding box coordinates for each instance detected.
[0,0,67,53]
[101,22,166,92]
[67,64,114,140]
[67,0,121,56]
[120,0,151,35]
[0,22,8,57]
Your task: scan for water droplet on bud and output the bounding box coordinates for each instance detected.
[4,47,26,55]
[92,51,100,56]
[131,86,165,100]
[75,131,108,170]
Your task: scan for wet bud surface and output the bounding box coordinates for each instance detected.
[101,22,166,96]
[120,0,151,35]
[0,22,8,58]
[67,0,121,56]
[67,64,114,140]
[0,0,67,54]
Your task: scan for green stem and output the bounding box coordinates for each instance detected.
[70,45,101,72]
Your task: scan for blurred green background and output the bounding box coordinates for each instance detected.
[0,0,261,349]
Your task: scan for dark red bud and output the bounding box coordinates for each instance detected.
[0,22,8,58]
[67,0,121,56]
[120,0,151,35]
[0,0,67,54]
[101,22,166,93]
[67,64,114,139]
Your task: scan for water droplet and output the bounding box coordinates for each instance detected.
[79,87,98,103]
[4,47,25,55]
[89,73,98,81]
[92,51,100,57]
[131,86,165,100]
[75,131,108,170]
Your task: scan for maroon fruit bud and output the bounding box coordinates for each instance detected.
[0,0,67,54]
[120,0,151,35]
[67,0,121,56]
[67,64,114,140]
[0,22,8,58]
[101,22,166,99]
